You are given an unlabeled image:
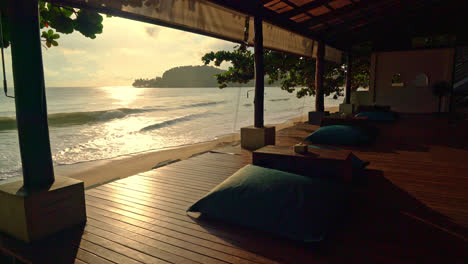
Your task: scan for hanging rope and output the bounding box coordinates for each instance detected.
[0,10,13,98]
[301,96,306,122]
[232,87,242,134]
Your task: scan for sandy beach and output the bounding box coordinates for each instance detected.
[63,106,338,188]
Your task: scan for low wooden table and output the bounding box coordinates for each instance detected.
[252,145,353,181]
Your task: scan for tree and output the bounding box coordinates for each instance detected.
[202,43,371,102]
[0,1,105,48]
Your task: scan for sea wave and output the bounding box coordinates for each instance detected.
[0,117,16,131]
[0,107,164,131]
[140,113,211,132]
[180,101,226,108]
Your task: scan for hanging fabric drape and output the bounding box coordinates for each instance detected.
[54,0,342,63]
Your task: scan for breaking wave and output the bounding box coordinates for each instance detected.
[180,101,226,108]
[0,107,164,131]
[269,98,290,102]
[140,113,211,132]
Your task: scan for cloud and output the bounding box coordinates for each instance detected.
[3,15,238,87]
[60,48,87,55]
[144,27,161,38]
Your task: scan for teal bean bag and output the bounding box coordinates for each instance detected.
[355,111,396,121]
[305,125,371,146]
[187,165,347,242]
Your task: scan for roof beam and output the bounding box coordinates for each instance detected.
[306,0,380,28]
[324,1,435,47]
[212,0,341,49]
[280,0,334,17]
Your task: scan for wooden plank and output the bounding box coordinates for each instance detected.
[85,216,279,264]
[98,183,200,203]
[75,239,144,264]
[85,193,194,223]
[137,174,220,188]
[122,175,215,192]
[89,187,192,208]
[75,249,115,264]
[83,225,201,264]
[86,219,268,264]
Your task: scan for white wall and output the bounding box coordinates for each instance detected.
[370,48,454,113]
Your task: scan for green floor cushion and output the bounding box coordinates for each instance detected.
[355,111,396,121]
[305,125,371,146]
[187,165,347,242]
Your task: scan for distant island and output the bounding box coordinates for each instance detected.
[132,65,261,88]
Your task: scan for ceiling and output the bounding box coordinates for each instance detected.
[210,0,467,50]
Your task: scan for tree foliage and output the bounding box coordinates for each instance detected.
[132,65,272,88]
[0,1,104,48]
[202,44,371,99]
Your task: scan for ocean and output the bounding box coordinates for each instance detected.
[0,86,343,180]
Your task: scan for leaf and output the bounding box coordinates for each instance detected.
[61,7,73,18]
[46,41,51,48]
[74,10,104,39]
[51,40,58,46]
[52,34,60,39]
[48,29,53,35]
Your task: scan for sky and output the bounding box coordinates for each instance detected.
[3,15,236,87]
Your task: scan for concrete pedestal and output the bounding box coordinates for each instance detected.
[339,103,354,114]
[241,126,275,150]
[0,176,86,242]
[308,111,329,125]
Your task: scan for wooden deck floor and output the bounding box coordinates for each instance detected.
[1,114,467,263]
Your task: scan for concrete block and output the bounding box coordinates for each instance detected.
[308,111,328,125]
[0,176,86,242]
[241,126,275,150]
[339,103,354,114]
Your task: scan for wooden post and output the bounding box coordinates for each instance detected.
[345,51,352,104]
[315,41,325,112]
[254,14,264,128]
[10,0,55,190]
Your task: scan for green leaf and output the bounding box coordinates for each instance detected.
[61,7,73,18]
[46,41,51,48]
[74,10,103,39]
[51,40,58,46]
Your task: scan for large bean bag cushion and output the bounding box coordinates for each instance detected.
[304,125,371,146]
[187,165,347,242]
[355,111,396,121]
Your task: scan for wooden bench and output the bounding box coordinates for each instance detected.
[252,145,353,182]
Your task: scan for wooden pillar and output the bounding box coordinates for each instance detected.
[315,41,325,112]
[254,15,264,128]
[10,0,55,190]
[345,51,352,104]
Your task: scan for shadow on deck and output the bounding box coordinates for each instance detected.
[0,114,467,263]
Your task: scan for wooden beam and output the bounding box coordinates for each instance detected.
[315,41,325,112]
[345,51,352,104]
[9,0,55,190]
[281,0,333,17]
[325,0,430,46]
[205,0,341,49]
[307,0,375,28]
[254,14,265,128]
